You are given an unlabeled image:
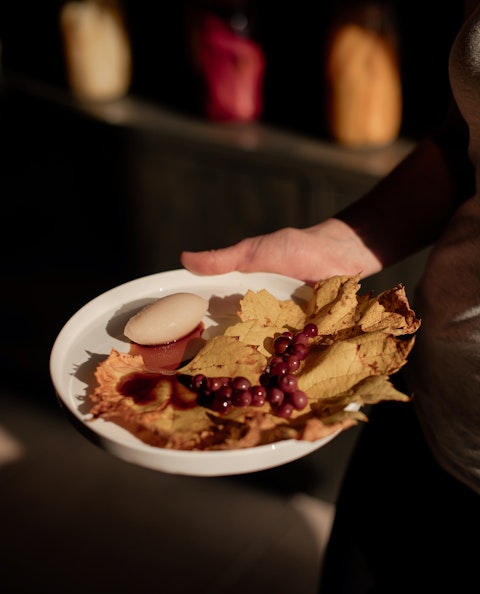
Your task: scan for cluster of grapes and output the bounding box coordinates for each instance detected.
[187,323,318,419]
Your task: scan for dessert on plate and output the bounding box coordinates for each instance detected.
[89,275,420,451]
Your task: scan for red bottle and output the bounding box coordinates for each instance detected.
[189,0,266,122]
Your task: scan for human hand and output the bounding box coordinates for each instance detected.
[180,218,382,284]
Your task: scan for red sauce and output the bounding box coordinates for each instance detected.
[129,322,205,371]
[118,372,198,409]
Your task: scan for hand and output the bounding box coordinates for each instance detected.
[180,218,382,284]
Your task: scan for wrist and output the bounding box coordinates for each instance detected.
[306,218,383,278]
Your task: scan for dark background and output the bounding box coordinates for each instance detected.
[0,0,464,393]
[0,6,466,593]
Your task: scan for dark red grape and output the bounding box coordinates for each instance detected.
[277,402,294,418]
[212,393,232,414]
[192,374,207,391]
[209,376,229,392]
[232,389,252,407]
[269,360,289,377]
[216,385,233,399]
[230,376,251,391]
[293,331,308,345]
[277,373,298,394]
[269,355,284,368]
[304,323,318,338]
[285,354,300,372]
[268,387,284,406]
[291,343,309,360]
[290,389,308,410]
[251,385,267,406]
[273,335,292,355]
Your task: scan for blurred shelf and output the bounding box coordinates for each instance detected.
[1,70,415,181]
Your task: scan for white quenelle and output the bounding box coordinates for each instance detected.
[124,293,209,345]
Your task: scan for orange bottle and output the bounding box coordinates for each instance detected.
[324,1,402,147]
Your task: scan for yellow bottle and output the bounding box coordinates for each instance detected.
[60,0,132,102]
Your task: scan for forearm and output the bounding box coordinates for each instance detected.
[335,138,464,268]
[181,105,474,283]
[335,104,474,269]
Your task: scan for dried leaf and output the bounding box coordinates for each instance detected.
[297,332,415,400]
[239,288,305,328]
[224,320,287,357]
[178,335,267,384]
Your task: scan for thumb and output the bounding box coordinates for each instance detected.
[180,242,250,275]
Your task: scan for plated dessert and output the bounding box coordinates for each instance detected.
[88,274,420,452]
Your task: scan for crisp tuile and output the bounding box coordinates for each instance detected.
[355,284,421,336]
[89,275,421,451]
[224,320,288,357]
[238,288,306,328]
[178,335,267,384]
[297,332,415,400]
[304,275,362,336]
[299,413,362,442]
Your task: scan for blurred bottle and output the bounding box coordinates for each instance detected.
[188,0,266,122]
[60,0,132,102]
[324,1,402,147]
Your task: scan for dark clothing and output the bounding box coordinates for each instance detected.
[320,388,480,593]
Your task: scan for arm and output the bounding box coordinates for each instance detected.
[337,116,473,269]
[181,102,474,283]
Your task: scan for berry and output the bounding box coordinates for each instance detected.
[251,385,267,406]
[277,373,298,394]
[212,393,232,414]
[277,402,294,418]
[273,335,292,355]
[293,331,308,346]
[268,387,284,406]
[291,343,309,360]
[290,389,308,410]
[230,376,251,391]
[192,374,207,392]
[209,377,229,392]
[216,385,233,399]
[269,360,289,377]
[304,323,318,338]
[285,354,300,372]
[232,389,252,407]
[269,355,284,367]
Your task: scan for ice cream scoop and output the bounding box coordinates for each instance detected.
[124,292,209,345]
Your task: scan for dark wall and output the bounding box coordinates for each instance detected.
[0,85,135,393]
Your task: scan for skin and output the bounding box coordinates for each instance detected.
[182,2,478,286]
[180,137,464,284]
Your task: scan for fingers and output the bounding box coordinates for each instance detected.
[180,233,302,279]
[180,230,307,278]
[180,245,243,275]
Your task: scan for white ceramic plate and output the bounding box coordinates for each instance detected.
[50,269,346,477]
